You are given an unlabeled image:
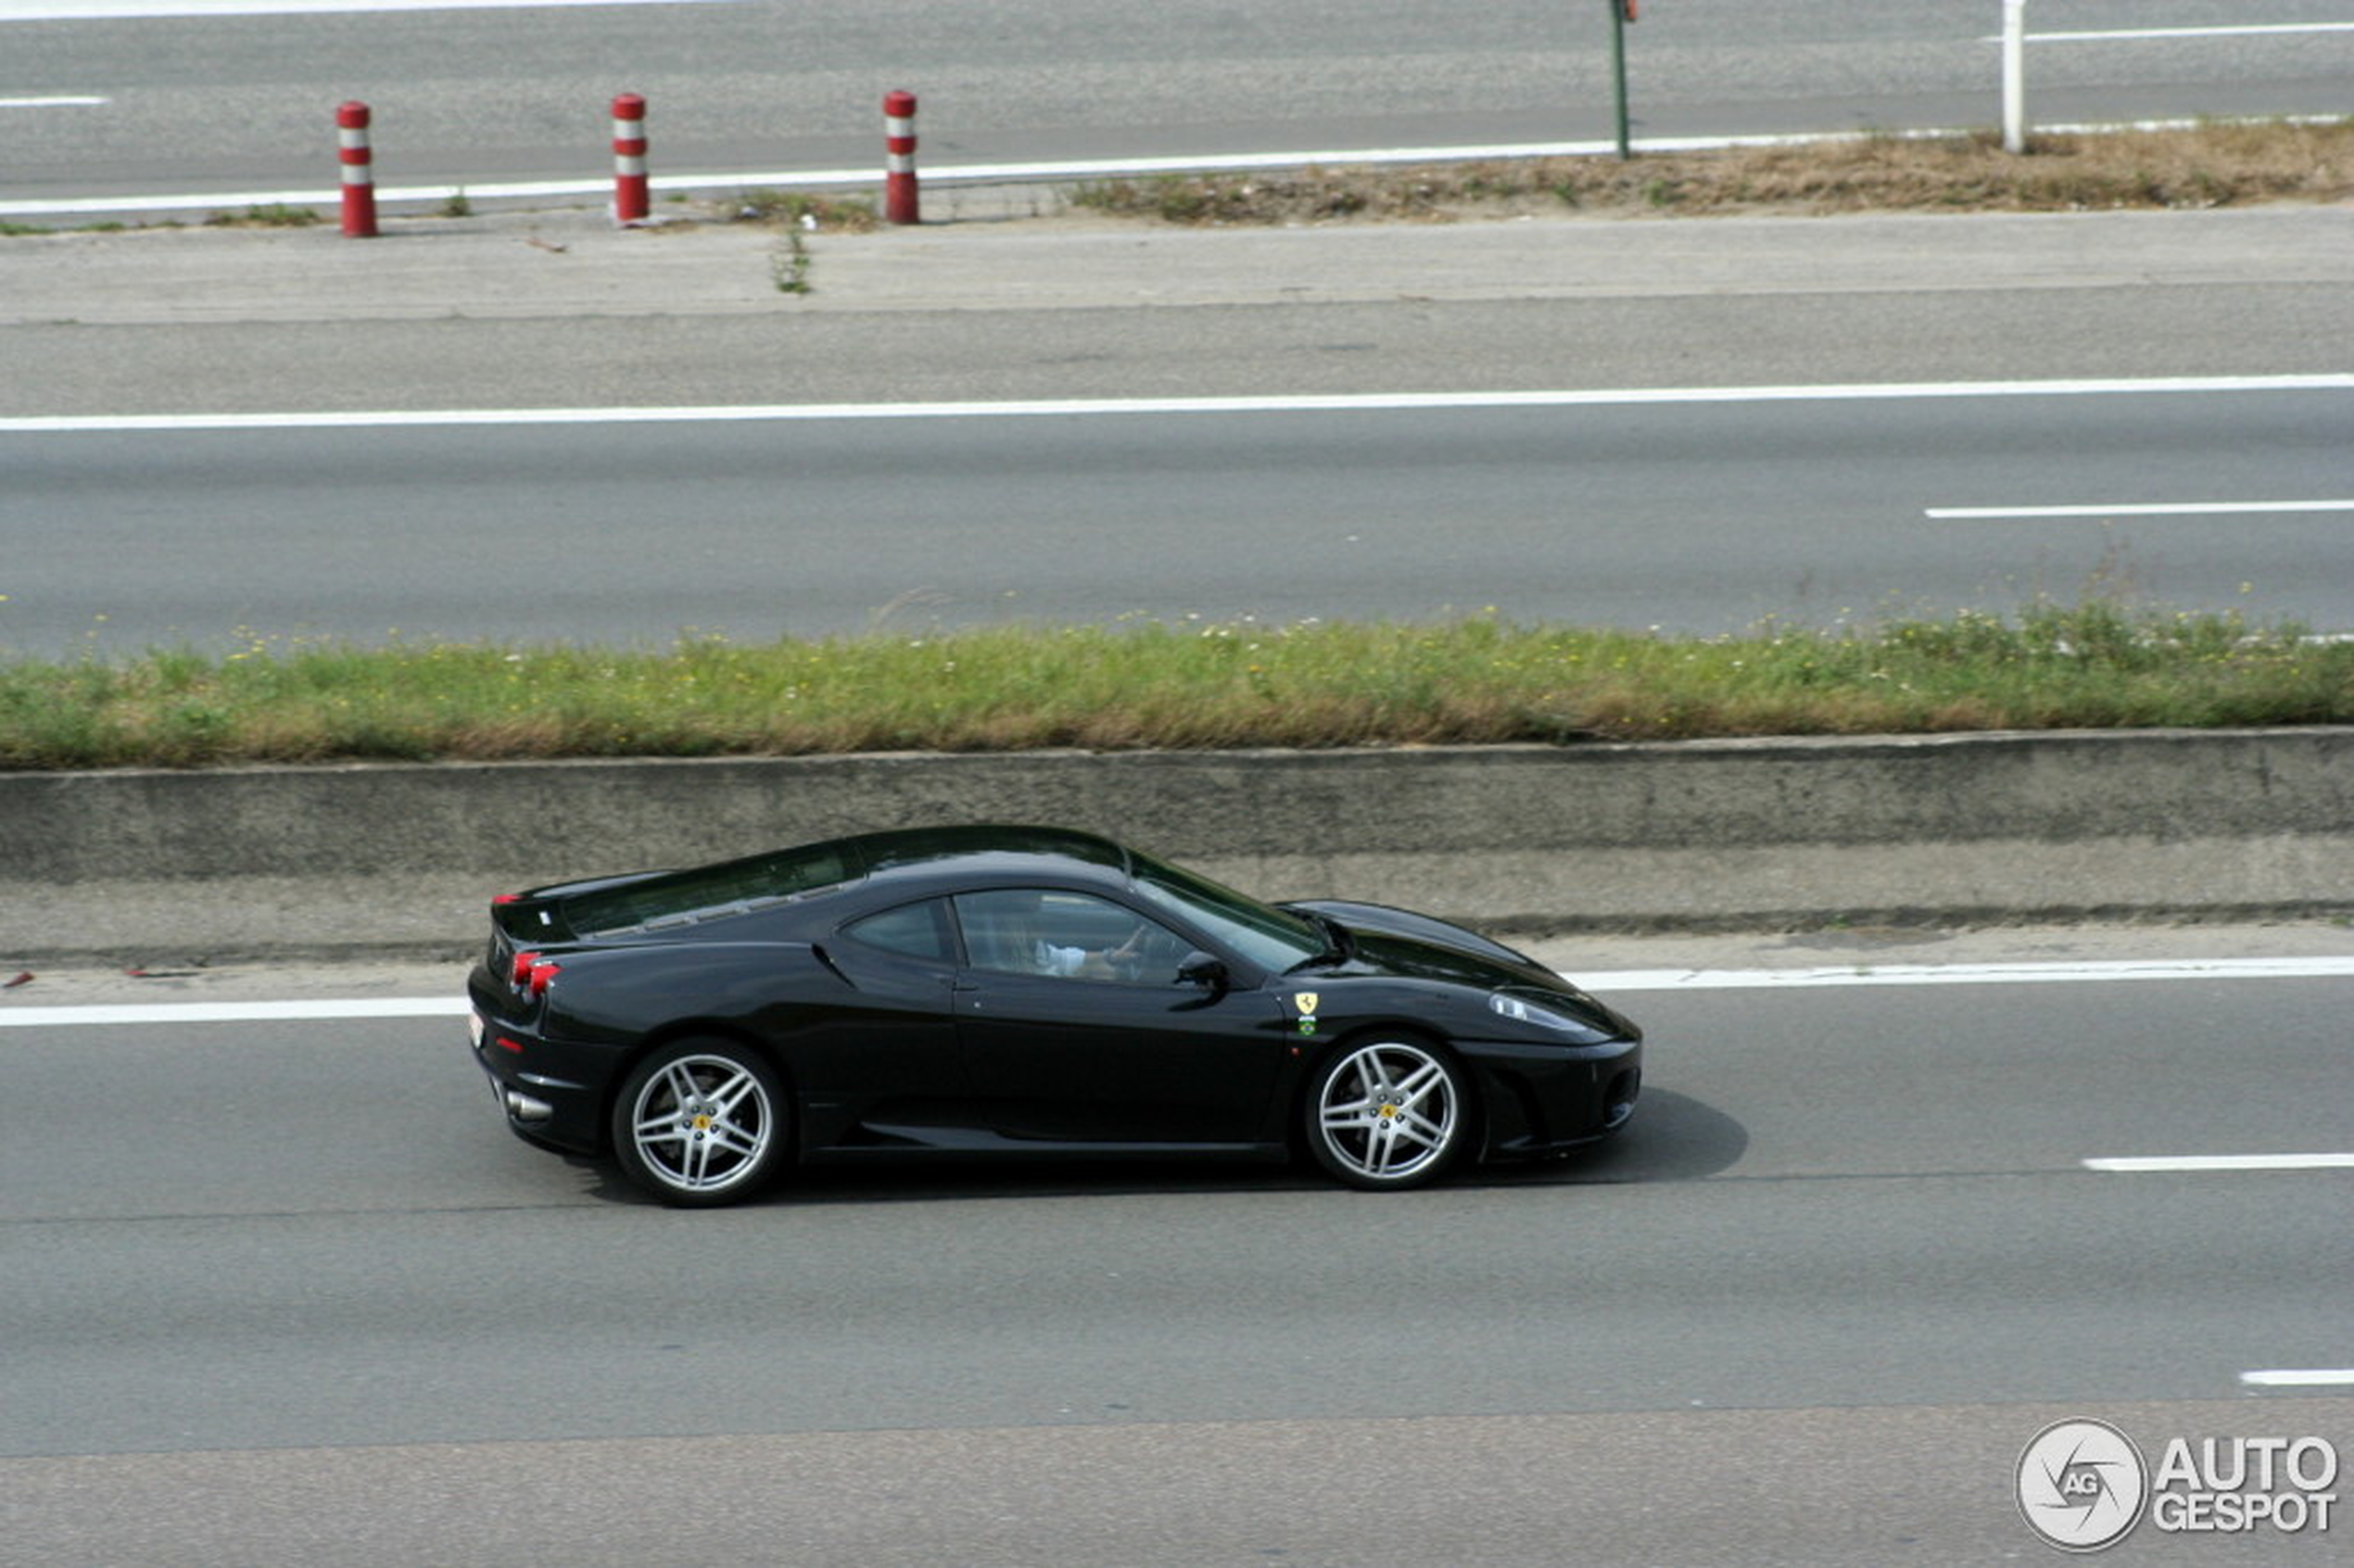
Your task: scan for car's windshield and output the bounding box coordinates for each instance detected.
[1127,852,1325,974]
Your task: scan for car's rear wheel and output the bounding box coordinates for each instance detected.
[1303,1036,1469,1190]
[611,1039,789,1207]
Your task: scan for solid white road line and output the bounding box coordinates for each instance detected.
[2242,1369,2354,1388]
[1928,500,2354,520]
[2082,1154,2354,1173]
[4,116,2342,219]
[4,955,2348,1027]
[0,137,1737,219]
[0,998,464,1027]
[4,0,728,19]
[3,376,2348,436]
[1585,957,2354,993]
[0,96,109,107]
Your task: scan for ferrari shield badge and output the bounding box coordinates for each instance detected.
[1293,992,1320,1036]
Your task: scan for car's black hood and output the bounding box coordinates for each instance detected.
[1284,900,1554,985]
[1281,899,1637,1038]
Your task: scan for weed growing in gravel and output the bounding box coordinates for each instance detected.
[728,190,879,231]
[205,203,321,228]
[1071,120,2351,225]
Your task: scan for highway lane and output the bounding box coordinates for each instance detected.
[4,0,2349,208]
[2,960,2348,1563]
[5,381,2348,651]
[5,969,2348,1446]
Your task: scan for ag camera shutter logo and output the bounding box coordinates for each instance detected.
[2018,1419,2147,1552]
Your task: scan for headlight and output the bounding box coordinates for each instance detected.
[1489,992,1613,1043]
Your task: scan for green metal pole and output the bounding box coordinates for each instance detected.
[1609,0,1631,159]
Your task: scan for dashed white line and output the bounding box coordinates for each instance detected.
[1928,500,2354,520]
[2082,1154,2354,1173]
[2242,1369,2354,1388]
[1997,23,2354,44]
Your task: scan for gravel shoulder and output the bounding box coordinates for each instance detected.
[6,201,2348,416]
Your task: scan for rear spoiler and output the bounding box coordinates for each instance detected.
[490,891,576,948]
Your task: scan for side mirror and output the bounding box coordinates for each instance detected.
[1176,952,1229,993]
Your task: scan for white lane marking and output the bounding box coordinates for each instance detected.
[4,0,729,19]
[0,95,109,107]
[4,115,2343,219]
[1993,24,2354,44]
[1928,500,2354,520]
[2,375,2348,436]
[2084,1154,2354,1172]
[0,998,464,1027]
[4,955,2348,1026]
[1581,956,2354,993]
[2243,1369,2354,1387]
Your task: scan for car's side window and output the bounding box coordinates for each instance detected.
[841,898,955,963]
[954,889,1187,985]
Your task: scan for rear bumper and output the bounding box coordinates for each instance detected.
[468,1004,609,1156]
[1461,1035,1643,1160]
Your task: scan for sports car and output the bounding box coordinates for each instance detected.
[466,825,1642,1206]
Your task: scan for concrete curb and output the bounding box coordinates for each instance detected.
[4,727,2347,964]
[8,205,2350,336]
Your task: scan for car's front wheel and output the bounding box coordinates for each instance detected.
[1303,1037,1470,1190]
[611,1039,789,1207]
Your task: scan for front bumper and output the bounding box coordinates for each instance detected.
[1461,1034,1642,1160]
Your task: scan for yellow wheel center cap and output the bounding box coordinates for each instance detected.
[1378,1103,1398,1119]
[692,1113,714,1131]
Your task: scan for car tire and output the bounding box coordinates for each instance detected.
[611,1038,790,1207]
[1302,1035,1470,1191]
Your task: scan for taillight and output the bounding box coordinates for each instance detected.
[509,951,561,998]
[492,893,521,905]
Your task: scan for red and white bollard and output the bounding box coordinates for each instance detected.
[611,92,650,223]
[337,100,377,237]
[883,89,918,224]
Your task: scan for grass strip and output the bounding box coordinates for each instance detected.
[2,604,2346,770]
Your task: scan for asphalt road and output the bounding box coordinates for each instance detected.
[5,0,2350,209]
[4,944,2350,1563]
[6,13,2349,1565]
[6,204,2349,650]
[6,383,2351,650]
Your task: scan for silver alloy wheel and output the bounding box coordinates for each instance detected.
[627,1052,777,1197]
[1311,1039,1462,1186]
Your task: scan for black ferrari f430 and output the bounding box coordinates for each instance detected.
[466,825,1641,1206]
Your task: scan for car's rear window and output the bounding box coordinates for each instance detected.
[565,843,859,937]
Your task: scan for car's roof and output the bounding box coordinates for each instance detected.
[847,823,1133,882]
[545,824,1140,939]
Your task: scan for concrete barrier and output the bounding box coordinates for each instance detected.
[3,727,2348,962]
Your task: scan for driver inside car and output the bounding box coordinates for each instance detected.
[964,888,1161,980]
[1034,922,1148,980]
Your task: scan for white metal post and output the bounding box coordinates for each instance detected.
[2002,0,2028,153]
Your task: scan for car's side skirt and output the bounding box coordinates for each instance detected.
[803,1125,1291,1164]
